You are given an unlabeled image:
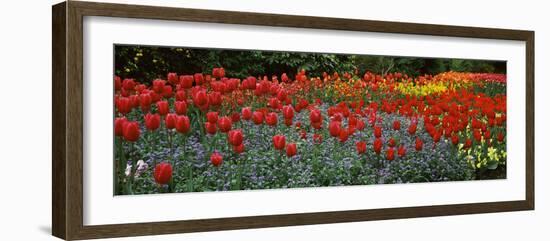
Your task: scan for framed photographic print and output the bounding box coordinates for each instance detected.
[52,1,534,240]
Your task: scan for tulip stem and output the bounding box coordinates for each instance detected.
[116,137,125,195]
[149,132,156,168]
[168,129,175,171]
[332,140,337,163]
[207,134,213,158]
[187,163,193,192]
[277,151,283,185]
[182,135,189,190]
[127,143,136,195]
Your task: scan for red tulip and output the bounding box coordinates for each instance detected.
[286,143,297,157]
[393,120,401,130]
[311,121,322,130]
[329,121,341,137]
[139,93,152,112]
[451,134,459,145]
[206,111,219,124]
[252,111,264,125]
[408,123,417,135]
[463,139,472,149]
[242,107,253,120]
[192,90,208,106]
[266,112,278,126]
[228,129,244,146]
[472,118,482,129]
[299,130,307,139]
[162,85,173,98]
[309,108,322,123]
[231,112,241,123]
[373,138,382,154]
[167,72,178,85]
[122,78,136,91]
[254,84,263,97]
[313,133,323,144]
[114,76,122,91]
[314,98,322,105]
[356,119,366,130]
[388,137,396,147]
[144,113,160,131]
[269,85,280,96]
[258,80,270,95]
[356,141,367,154]
[282,105,294,120]
[174,101,187,115]
[329,112,342,123]
[296,99,309,112]
[272,135,286,150]
[277,89,287,102]
[212,67,225,78]
[281,73,289,83]
[129,95,140,108]
[496,115,506,126]
[339,128,349,142]
[269,98,281,109]
[194,73,204,85]
[205,122,217,135]
[137,84,150,94]
[116,97,132,114]
[497,132,505,142]
[165,113,177,129]
[150,91,161,102]
[175,115,191,134]
[484,130,491,140]
[444,127,452,138]
[433,130,442,143]
[208,91,223,106]
[154,162,172,185]
[180,75,194,89]
[156,100,169,116]
[210,152,223,167]
[233,143,245,154]
[398,145,406,157]
[473,129,482,142]
[114,117,127,136]
[152,79,165,94]
[242,76,257,90]
[374,126,382,138]
[386,148,395,161]
[217,116,232,133]
[415,137,423,151]
[122,121,140,142]
[175,90,186,102]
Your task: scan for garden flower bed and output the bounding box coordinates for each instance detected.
[114,69,506,195]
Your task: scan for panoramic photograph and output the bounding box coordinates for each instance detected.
[113,45,507,195]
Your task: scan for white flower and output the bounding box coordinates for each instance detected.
[135,160,149,177]
[125,164,132,177]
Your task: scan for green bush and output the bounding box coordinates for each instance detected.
[114,45,506,84]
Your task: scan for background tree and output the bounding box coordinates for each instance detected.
[115,45,506,84]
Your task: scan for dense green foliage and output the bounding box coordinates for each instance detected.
[115,45,506,84]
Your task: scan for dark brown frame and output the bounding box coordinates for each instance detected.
[52,1,535,240]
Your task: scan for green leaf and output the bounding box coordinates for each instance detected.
[487,160,499,170]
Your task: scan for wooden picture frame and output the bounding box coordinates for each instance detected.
[52,1,534,240]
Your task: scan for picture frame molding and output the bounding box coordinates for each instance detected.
[52,1,535,240]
